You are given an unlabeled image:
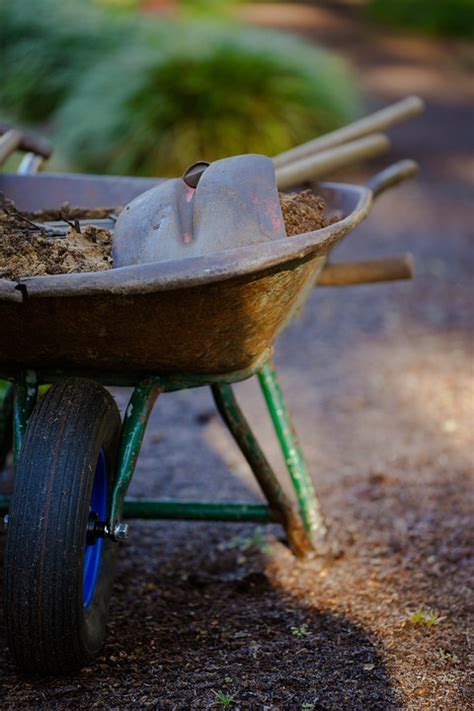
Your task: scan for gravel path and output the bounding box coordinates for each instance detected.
[1,7,473,709]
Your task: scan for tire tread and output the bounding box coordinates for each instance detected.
[4,378,121,674]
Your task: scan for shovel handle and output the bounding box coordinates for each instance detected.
[366,159,419,198]
[274,96,424,168]
[276,133,390,190]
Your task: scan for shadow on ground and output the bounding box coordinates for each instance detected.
[0,514,400,710]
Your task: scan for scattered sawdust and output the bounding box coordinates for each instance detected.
[280,189,334,236]
[0,191,333,281]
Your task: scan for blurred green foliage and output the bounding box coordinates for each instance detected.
[1,0,361,177]
[367,0,474,39]
[56,22,361,176]
[0,0,133,121]
[179,0,245,19]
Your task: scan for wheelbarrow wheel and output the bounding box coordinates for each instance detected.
[4,378,121,674]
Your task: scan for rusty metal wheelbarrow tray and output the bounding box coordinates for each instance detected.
[0,172,374,381]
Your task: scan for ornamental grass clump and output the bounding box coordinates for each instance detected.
[0,0,131,122]
[0,0,361,177]
[55,21,361,176]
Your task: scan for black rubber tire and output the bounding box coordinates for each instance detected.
[0,382,14,470]
[4,378,122,674]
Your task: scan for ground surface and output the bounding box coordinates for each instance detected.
[1,5,473,709]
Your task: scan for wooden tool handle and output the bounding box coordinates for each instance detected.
[318,255,414,286]
[276,134,390,190]
[273,95,424,168]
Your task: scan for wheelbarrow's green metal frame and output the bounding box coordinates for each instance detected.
[0,357,322,557]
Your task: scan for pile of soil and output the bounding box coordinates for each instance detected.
[0,200,116,281]
[0,191,332,281]
[280,189,332,236]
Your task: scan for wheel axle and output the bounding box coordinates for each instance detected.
[86,513,107,544]
[86,514,130,543]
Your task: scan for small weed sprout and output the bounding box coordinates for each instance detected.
[437,647,459,664]
[291,623,310,638]
[408,609,445,626]
[301,704,316,711]
[224,528,271,554]
[211,690,237,707]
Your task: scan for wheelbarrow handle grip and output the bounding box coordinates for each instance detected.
[366,159,419,198]
[0,130,23,167]
[0,121,52,159]
[318,254,414,286]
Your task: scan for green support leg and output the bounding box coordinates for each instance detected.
[13,370,38,465]
[212,383,314,557]
[109,379,161,529]
[258,361,327,545]
[0,382,14,469]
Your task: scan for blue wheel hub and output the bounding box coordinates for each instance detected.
[83,449,107,608]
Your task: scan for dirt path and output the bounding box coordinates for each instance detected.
[1,7,473,709]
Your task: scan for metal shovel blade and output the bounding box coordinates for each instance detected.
[112,154,286,267]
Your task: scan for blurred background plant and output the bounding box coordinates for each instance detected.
[55,21,360,176]
[366,0,474,40]
[0,0,134,123]
[0,0,361,176]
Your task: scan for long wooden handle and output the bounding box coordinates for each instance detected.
[273,96,424,168]
[318,255,414,286]
[275,133,390,190]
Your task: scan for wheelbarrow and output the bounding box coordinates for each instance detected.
[0,103,420,674]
